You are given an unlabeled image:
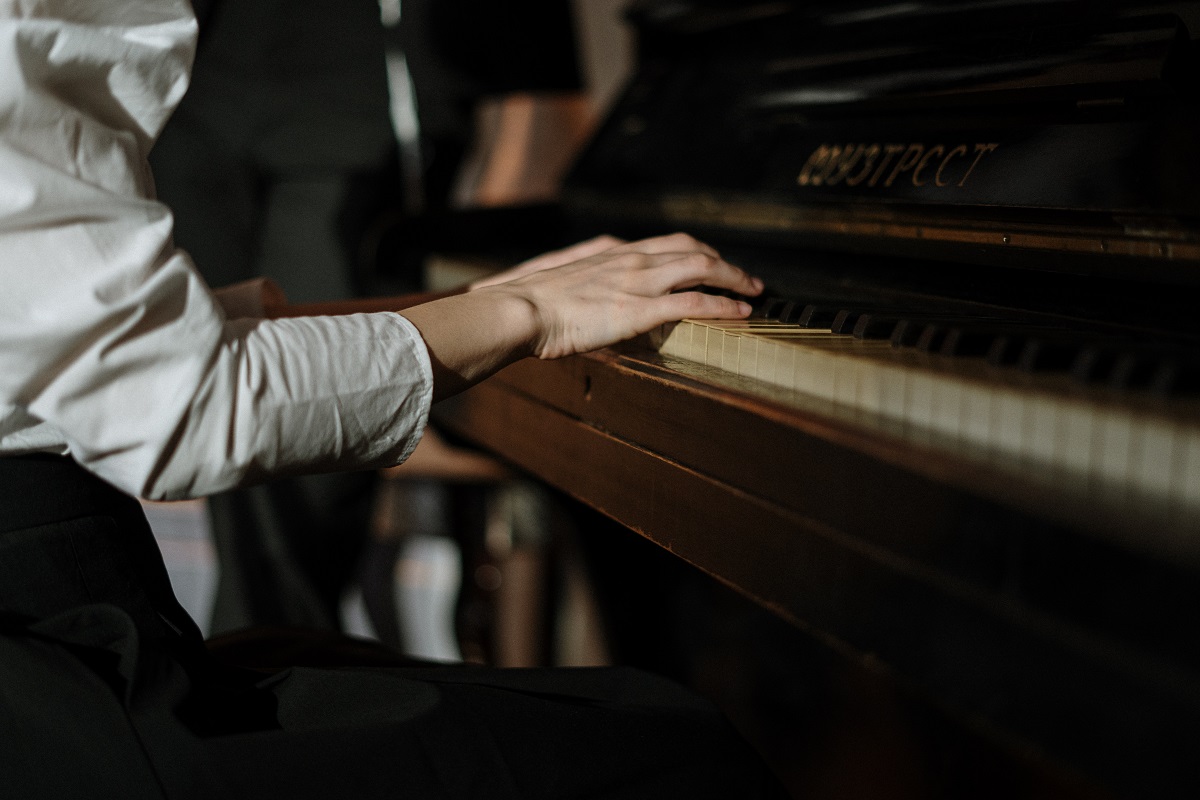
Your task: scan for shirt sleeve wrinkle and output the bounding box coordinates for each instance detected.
[0,5,434,500]
[3,12,195,149]
[112,311,433,501]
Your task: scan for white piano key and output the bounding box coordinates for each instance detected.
[656,317,1200,528]
[792,343,831,400]
[777,342,802,394]
[904,370,936,432]
[959,381,993,453]
[755,339,779,387]
[1095,410,1136,490]
[1023,393,1060,465]
[1172,431,1200,513]
[738,335,759,378]
[1056,396,1096,477]
[703,323,721,358]
[703,324,720,367]
[688,322,703,364]
[877,363,908,427]
[988,388,1026,460]
[715,328,734,371]
[854,357,885,417]
[1134,417,1178,500]
[928,372,964,440]
[832,354,857,407]
[667,321,693,361]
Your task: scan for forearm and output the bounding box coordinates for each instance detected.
[398,285,539,402]
[262,287,519,404]
[265,288,466,319]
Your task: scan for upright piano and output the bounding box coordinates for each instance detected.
[438,1,1200,796]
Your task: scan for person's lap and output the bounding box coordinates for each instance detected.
[0,455,783,799]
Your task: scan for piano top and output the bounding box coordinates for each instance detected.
[566,0,1200,285]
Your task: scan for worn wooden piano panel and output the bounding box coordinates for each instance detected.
[438,342,1200,798]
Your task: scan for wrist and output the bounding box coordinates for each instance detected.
[475,283,545,360]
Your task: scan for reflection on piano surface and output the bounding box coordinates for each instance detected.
[439,2,1200,797]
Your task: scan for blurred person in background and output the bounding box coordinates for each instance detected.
[150,0,589,637]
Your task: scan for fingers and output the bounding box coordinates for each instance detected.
[626,250,763,299]
[502,232,760,300]
[612,232,721,261]
[524,235,625,271]
[652,290,753,322]
[494,232,764,358]
[613,233,762,298]
[471,235,626,290]
[556,234,625,261]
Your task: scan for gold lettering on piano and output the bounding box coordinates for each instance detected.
[958,142,999,187]
[844,145,881,187]
[885,143,925,187]
[797,141,999,189]
[935,144,969,187]
[912,145,944,186]
[868,144,906,187]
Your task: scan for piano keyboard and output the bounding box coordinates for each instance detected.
[650,317,1200,516]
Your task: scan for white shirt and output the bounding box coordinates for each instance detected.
[0,1,433,500]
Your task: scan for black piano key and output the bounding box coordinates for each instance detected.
[852,314,901,340]
[779,301,806,323]
[1017,338,1083,373]
[831,309,868,335]
[987,335,1027,367]
[915,324,950,353]
[1149,359,1181,395]
[890,319,926,348]
[939,327,1000,358]
[759,297,788,319]
[890,320,927,349]
[1109,352,1158,390]
[1071,346,1119,384]
[798,304,839,328]
[1152,359,1200,395]
[880,314,1008,351]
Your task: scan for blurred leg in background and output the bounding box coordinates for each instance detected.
[149,0,401,635]
[151,0,609,654]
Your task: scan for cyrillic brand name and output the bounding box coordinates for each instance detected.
[797,142,1000,189]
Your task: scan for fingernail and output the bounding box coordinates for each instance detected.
[752,277,764,292]
[738,301,752,315]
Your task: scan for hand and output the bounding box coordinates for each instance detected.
[468,235,625,290]
[401,232,762,401]
[481,232,763,359]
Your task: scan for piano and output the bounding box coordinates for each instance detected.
[436,1,1200,796]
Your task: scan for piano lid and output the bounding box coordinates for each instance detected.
[564,0,1200,281]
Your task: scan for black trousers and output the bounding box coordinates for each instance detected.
[0,455,784,799]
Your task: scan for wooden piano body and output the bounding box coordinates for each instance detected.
[438,2,1200,796]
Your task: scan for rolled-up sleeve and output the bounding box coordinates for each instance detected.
[0,2,433,500]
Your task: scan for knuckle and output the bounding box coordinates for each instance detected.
[619,252,645,269]
[683,252,716,273]
[678,292,706,314]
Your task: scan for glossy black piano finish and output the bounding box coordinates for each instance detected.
[568,0,1200,280]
